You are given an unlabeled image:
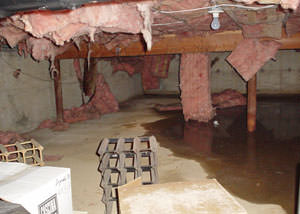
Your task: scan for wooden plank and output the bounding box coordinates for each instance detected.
[57,30,300,59]
[118,179,247,214]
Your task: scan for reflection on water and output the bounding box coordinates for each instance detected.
[143,98,300,213]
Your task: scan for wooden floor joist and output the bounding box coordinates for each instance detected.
[57,30,300,59]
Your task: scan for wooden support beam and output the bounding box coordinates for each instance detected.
[53,58,64,123]
[57,30,300,59]
[247,74,257,132]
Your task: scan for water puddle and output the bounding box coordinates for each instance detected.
[142,98,300,213]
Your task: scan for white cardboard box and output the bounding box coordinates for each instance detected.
[0,162,73,214]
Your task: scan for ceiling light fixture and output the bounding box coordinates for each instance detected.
[208,6,224,30]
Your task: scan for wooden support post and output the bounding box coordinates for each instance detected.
[247,74,257,132]
[53,58,64,123]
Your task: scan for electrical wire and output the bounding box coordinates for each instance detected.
[157,3,276,14]
[0,57,78,84]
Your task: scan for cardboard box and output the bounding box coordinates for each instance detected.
[0,162,73,214]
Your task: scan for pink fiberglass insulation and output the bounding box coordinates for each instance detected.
[154,103,182,112]
[142,56,160,90]
[242,23,283,39]
[38,119,57,129]
[180,53,215,122]
[88,73,119,114]
[286,7,300,36]
[0,25,28,47]
[9,2,153,47]
[63,105,101,123]
[64,73,119,123]
[0,1,153,61]
[153,89,246,111]
[225,8,285,39]
[232,0,300,10]
[38,73,118,129]
[38,119,70,130]
[44,154,64,162]
[26,37,71,61]
[212,89,246,109]
[227,39,281,81]
[111,57,144,76]
[0,131,26,145]
[111,55,173,79]
[113,62,136,76]
[150,55,173,78]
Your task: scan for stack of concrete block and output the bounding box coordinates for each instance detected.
[97,136,158,214]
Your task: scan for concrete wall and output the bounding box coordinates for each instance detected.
[2,49,299,132]
[157,50,300,94]
[0,53,143,132]
[98,60,143,102]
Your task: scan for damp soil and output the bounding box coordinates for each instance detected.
[142,98,300,213]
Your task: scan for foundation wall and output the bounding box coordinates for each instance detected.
[156,50,300,95]
[0,52,143,132]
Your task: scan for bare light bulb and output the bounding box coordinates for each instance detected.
[211,13,220,30]
[208,6,223,31]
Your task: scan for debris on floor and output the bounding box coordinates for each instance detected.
[44,154,64,162]
[118,178,247,214]
[227,39,281,81]
[154,103,182,112]
[38,119,70,131]
[0,131,27,145]
[97,136,158,214]
[212,89,247,109]
[39,73,119,130]
[153,89,246,112]
[64,73,119,123]
[180,53,215,122]
[87,73,119,115]
[0,139,44,166]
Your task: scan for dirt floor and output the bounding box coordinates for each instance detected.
[28,96,300,214]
